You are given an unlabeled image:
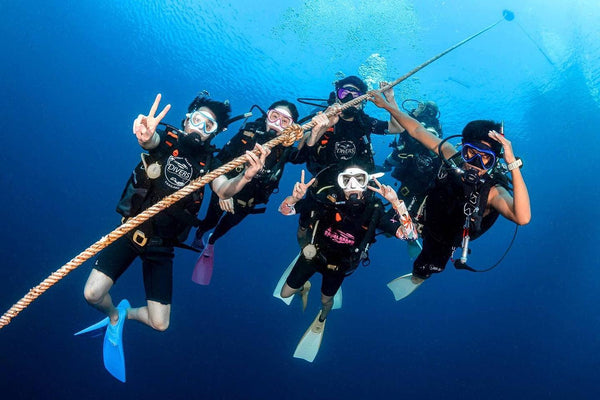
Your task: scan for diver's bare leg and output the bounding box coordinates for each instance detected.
[127,300,171,331]
[83,269,119,323]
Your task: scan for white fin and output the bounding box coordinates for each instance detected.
[386,273,422,301]
[293,312,326,362]
[273,253,300,305]
[332,287,343,310]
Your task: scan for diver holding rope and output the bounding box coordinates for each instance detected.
[369,91,530,300]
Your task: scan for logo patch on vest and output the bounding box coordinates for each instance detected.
[164,156,193,189]
[324,227,356,245]
[334,140,357,160]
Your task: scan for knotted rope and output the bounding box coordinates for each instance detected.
[0,126,304,329]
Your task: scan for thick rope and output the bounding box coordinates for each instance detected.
[0,16,508,329]
[0,126,304,329]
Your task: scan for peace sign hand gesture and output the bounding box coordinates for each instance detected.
[133,93,171,146]
[292,170,316,201]
[368,177,399,203]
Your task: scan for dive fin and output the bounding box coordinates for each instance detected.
[273,253,300,305]
[74,317,109,338]
[192,241,215,285]
[293,311,326,363]
[386,273,422,301]
[102,299,130,383]
[332,287,343,310]
[407,239,423,260]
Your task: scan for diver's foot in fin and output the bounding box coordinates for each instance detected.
[300,281,311,312]
[103,299,130,383]
[273,253,301,305]
[293,311,326,363]
[191,230,206,251]
[192,240,215,285]
[407,239,423,260]
[386,273,423,301]
[74,316,109,338]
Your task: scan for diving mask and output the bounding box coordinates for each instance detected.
[337,167,370,191]
[336,86,363,103]
[461,142,497,170]
[266,107,294,132]
[186,110,218,134]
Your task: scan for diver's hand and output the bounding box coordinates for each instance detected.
[219,198,235,214]
[368,177,399,203]
[243,144,270,180]
[307,107,339,146]
[488,130,516,164]
[133,93,171,145]
[292,170,316,201]
[368,91,391,110]
[379,81,396,103]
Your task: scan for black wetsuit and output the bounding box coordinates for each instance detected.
[384,116,442,218]
[286,190,401,296]
[95,127,219,304]
[413,158,505,279]
[385,132,442,218]
[195,121,299,245]
[292,112,388,185]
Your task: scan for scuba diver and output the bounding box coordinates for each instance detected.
[190,100,300,285]
[275,166,418,362]
[369,91,530,301]
[382,99,444,260]
[292,76,403,186]
[75,93,270,382]
[383,99,443,217]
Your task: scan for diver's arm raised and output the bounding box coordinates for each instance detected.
[487,131,531,225]
[369,92,455,159]
[211,143,270,199]
[379,82,404,134]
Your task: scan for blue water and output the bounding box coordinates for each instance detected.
[1,1,599,398]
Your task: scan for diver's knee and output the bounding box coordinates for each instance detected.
[149,317,170,332]
[83,283,105,305]
[280,283,296,298]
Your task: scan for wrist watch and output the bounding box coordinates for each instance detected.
[507,157,523,171]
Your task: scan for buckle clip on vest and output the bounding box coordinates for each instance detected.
[132,230,148,247]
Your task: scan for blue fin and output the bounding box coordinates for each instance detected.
[103,299,130,383]
[74,317,109,338]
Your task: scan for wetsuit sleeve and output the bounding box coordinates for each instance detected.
[288,144,309,164]
[376,209,402,236]
[208,154,223,171]
[148,128,171,156]
[216,130,247,164]
[368,117,389,136]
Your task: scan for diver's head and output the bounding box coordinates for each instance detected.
[332,76,368,119]
[265,100,299,134]
[413,100,439,120]
[461,120,503,174]
[183,95,231,141]
[337,166,369,201]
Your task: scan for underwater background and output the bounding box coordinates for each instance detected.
[1,0,599,398]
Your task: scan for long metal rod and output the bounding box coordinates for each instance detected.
[306,14,510,126]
